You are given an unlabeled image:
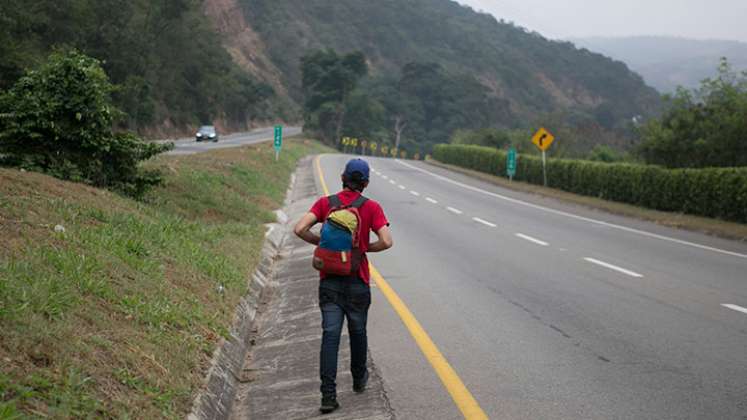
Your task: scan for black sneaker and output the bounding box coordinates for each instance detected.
[353,370,369,393]
[320,395,340,414]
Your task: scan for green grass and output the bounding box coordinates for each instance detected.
[0,139,331,418]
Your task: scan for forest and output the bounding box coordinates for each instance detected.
[0,0,276,133]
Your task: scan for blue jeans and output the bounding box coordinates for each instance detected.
[319,277,371,397]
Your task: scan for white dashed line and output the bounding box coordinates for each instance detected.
[584,257,644,278]
[515,233,549,246]
[382,175,388,180]
[389,180,396,185]
[447,207,463,215]
[722,304,747,315]
[410,190,420,196]
[472,217,497,228]
[396,160,747,260]
[426,197,438,204]
[399,185,406,190]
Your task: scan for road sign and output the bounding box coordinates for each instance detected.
[274,125,283,161]
[507,147,517,180]
[531,127,554,151]
[531,128,553,186]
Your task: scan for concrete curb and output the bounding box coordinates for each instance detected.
[187,159,305,420]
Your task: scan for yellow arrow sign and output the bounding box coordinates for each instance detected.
[532,127,555,151]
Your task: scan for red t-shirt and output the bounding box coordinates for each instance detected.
[310,190,389,284]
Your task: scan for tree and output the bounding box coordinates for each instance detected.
[301,49,368,144]
[0,50,171,196]
[638,58,747,168]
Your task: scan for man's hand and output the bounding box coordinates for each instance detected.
[368,225,393,252]
[294,212,320,245]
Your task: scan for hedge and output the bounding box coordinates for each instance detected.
[433,144,747,224]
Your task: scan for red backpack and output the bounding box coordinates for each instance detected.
[312,194,368,276]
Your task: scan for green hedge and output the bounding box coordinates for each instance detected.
[433,144,747,223]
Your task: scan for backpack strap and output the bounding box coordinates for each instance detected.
[327,194,342,209]
[350,195,369,209]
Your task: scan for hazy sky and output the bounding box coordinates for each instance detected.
[457,0,747,42]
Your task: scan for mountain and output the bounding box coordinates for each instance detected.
[1,0,662,145]
[231,0,660,132]
[571,36,747,93]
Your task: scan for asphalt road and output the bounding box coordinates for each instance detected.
[316,154,747,420]
[162,126,302,155]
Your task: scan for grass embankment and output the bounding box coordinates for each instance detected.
[0,139,330,418]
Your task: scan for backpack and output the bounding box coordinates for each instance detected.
[312,194,368,276]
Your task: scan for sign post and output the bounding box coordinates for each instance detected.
[507,147,517,181]
[531,127,555,187]
[273,125,283,161]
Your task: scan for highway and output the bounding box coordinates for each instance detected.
[316,153,747,419]
[163,126,302,155]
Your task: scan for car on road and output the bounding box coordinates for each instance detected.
[196,125,218,142]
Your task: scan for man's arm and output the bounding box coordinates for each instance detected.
[293,213,320,245]
[368,225,393,252]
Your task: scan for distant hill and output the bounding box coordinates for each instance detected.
[231,0,660,134]
[571,36,747,93]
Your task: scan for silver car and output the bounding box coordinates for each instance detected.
[196,125,218,142]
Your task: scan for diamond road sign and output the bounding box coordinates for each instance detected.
[531,127,554,151]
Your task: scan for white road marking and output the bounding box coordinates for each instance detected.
[410,190,420,196]
[426,197,439,204]
[515,233,549,246]
[382,175,388,180]
[722,304,747,315]
[447,207,463,215]
[399,185,406,190]
[472,217,497,228]
[389,180,396,185]
[584,257,644,278]
[395,159,747,260]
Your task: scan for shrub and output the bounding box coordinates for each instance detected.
[0,50,171,197]
[433,144,747,223]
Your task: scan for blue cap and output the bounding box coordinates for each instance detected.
[343,158,370,180]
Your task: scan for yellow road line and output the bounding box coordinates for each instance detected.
[314,155,488,420]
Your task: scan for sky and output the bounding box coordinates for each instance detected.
[456,0,747,42]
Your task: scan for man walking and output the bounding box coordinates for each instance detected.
[294,158,393,414]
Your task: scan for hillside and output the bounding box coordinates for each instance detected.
[235,0,661,131]
[571,36,747,93]
[0,140,330,417]
[0,0,286,136]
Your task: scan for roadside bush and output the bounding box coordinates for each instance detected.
[0,50,171,197]
[433,144,747,223]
